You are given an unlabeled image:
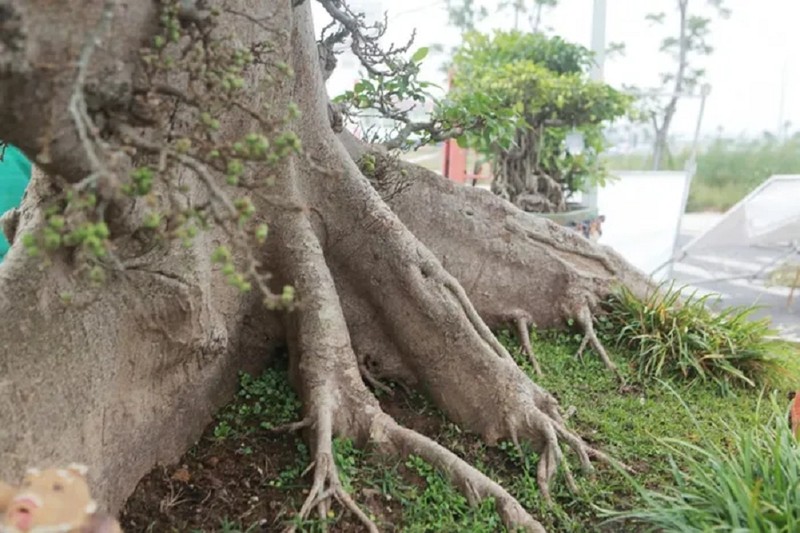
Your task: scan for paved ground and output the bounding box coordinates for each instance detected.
[669,213,800,342]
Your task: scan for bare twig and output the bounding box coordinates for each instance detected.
[315,0,416,78]
[69,0,119,179]
[382,119,477,152]
[116,124,237,217]
[317,20,349,81]
[115,125,292,309]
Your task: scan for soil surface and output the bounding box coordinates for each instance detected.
[120,366,463,533]
[119,345,651,533]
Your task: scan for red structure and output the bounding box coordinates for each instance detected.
[440,71,490,186]
[441,137,469,183]
[441,71,467,183]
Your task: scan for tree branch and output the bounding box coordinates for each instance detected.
[315,0,416,78]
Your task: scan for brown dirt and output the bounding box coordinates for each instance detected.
[120,423,303,532]
[120,385,436,533]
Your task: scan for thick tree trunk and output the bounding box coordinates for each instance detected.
[0,165,282,512]
[0,0,652,529]
[341,132,651,335]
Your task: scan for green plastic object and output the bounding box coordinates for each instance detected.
[0,144,32,263]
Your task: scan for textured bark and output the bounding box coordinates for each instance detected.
[0,0,652,530]
[0,0,157,179]
[0,0,282,513]
[341,134,652,332]
[0,165,281,512]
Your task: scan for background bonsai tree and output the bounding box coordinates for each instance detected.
[440,31,633,212]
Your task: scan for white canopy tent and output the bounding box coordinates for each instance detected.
[597,172,800,301]
[681,175,800,252]
[669,175,800,308]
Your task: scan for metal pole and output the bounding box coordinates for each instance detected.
[590,0,606,82]
[665,84,710,279]
[585,0,606,212]
[778,55,788,142]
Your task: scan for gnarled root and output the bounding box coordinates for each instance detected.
[270,147,626,533]
[515,316,542,375]
[574,305,621,380]
[271,202,551,531]
[358,361,395,397]
[270,200,543,530]
[270,4,635,529]
[287,398,549,533]
[344,137,656,374]
[285,408,378,533]
[378,415,547,533]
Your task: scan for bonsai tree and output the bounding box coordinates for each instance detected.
[0,1,653,529]
[441,31,633,212]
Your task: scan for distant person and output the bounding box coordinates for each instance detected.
[0,143,32,264]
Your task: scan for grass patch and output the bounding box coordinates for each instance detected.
[686,180,751,213]
[599,283,799,392]
[501,329,777,531]
[212,367,302,445]
[124,327,799,532]
[602,391,800,531]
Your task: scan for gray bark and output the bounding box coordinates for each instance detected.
[0,0,652,529]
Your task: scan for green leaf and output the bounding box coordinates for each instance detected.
[411,47,429,63]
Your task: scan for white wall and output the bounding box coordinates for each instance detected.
[597,171,690,281]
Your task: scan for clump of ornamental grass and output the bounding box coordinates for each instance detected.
[599,282,799,392]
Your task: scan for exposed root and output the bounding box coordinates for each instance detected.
[288,451,377,533]
[547,410,635,475]
[276,6,634,529]
[574,305,621,380]
[536,442,560,503]
[550,422,594,475]
[441,274,514,362]
[504,219,617,275]
[285,409,378,533]
[515,316,542,375]
[559,454,579,494]
[379,414,547,533]
[274,168,626,531]
[266,418,312,435]
[506,418,578,502]
[585,446,636,475]
[358,362,394,396]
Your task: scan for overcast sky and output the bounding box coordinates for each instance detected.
[312,0,798,139]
